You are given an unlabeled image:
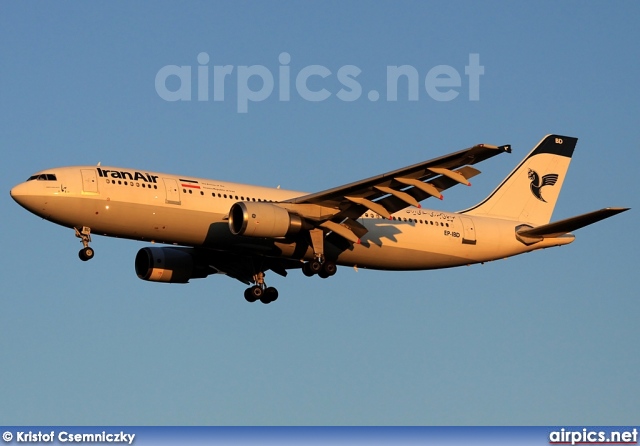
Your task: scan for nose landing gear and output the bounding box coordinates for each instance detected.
[74,226,94,261]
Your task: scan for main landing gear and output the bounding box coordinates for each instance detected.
[302,258,337,279]
[244,271,279,304]
[75,226,95,261]
[301,228,338,279]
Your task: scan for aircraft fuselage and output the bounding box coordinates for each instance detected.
[10,165,571,272]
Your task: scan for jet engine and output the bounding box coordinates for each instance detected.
[135,247,210,283]
[228,202,304,238]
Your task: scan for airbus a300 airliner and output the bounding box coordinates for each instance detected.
[10,134,628,304]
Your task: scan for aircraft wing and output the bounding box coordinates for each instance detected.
[199,248,301,285]
[281,142,511,226]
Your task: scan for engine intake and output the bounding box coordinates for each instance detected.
[135,247,208,283]
[228,201,303,238]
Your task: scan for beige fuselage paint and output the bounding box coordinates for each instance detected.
[11,165,573,271]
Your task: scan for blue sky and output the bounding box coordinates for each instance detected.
[1,2,638,425]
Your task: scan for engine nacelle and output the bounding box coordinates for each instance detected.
[228,201,303,238]
[135,247,205,283]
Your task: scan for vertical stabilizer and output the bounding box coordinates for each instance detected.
[461,134,577,225]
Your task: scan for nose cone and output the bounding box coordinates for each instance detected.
[10,182,29,206]
[10,181,44,213]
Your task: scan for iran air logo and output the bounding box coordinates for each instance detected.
[528,169,558,202]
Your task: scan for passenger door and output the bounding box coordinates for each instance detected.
[80,169,99,194]
[163,178,181,205]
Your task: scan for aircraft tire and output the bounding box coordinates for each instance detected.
[261,287,278,304]
[309,260,322,274]
[244,287,258,303]
[79,247,94,261]
[302,262,315,277]
[322,261,337,277]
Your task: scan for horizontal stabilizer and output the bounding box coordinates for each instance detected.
[517,207,629,239]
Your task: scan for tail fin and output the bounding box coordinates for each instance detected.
[461,134,577,225]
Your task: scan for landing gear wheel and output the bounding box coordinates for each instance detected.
[261,287,279,304]
[245,271,278,303]
[244,287,259,303]
[309,260,322,274]
[302,262,315,277]
[302,260,323,276]
[79,247,94,261]
[302,259,337,278]
[249,285,263,301]
[322,261,337,277]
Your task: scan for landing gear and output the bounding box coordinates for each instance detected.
[301,228,338,279]
[303,259,337,278]
[244,272,279,304]
[302,259,322,276]
[74,226,94,261]
[318,261,337,278]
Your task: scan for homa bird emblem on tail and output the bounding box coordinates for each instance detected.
[528,169,558,202]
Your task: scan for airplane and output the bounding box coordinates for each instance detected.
[10,134,628,304]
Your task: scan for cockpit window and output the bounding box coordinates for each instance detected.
[27,174,57,181]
